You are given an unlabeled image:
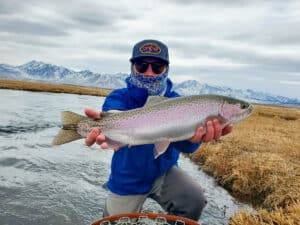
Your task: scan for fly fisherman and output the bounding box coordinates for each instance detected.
[85,39,233,221]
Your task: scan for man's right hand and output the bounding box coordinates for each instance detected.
[84,108,109,149]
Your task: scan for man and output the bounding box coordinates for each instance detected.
[85,39,232,221]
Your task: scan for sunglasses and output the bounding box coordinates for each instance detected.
[133,61,167,74]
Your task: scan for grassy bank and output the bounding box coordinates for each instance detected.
[1,79,299,224]
[189,104,300,224]
[0,78,112,96]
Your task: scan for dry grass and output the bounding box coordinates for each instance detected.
[230,202,300,225]
[0,78,112,96]
[190,104,300,224]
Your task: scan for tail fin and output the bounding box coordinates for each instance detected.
[61,111,85,126]
[52,111,85,145]
[52,129,82,145]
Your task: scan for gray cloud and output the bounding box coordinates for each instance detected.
[166,0,272,6]
[0,1,26,15]
[169,39,300,74]
[65,4,137,31]
[0,33,64,48]
[225,20,300,46]
[0,0,138,35]
[72,14,112,27]
[0,18,67,36]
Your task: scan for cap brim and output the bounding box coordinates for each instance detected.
[130,56,169,64]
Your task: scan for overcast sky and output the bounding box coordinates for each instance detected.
[1,0,300,99]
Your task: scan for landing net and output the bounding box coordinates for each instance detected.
[91,212,200,225]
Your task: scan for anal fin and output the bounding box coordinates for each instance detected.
[154,140,171,159]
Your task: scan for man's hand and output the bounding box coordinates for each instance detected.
[84,108,110,149]
[189,119,233,143]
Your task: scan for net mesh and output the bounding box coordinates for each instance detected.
[91,213,200,225]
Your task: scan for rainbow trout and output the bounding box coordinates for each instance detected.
[52,95,253,158]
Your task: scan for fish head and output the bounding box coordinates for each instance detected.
[219,97,253,123]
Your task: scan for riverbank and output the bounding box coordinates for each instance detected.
[1,79,299,224]
[0,78,112,96]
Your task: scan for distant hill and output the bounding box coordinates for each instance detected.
[1,60,299,106]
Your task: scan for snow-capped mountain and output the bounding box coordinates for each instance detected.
[173,80,300,106]
[1,60,299,106]
[0,60,127,89]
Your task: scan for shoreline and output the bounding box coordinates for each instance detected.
[1,78,299,225]
[0,78,112,96]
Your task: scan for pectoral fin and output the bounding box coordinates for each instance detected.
[154,140,171,159]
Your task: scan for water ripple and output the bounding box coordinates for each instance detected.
[0,123,59,135]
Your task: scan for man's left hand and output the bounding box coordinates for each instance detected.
[189,119,233,143]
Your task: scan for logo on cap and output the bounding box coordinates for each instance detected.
[139,43,161,55]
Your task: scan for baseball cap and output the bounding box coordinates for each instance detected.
[130,39,169,64]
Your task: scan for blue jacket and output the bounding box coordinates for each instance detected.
[102,78,201,195]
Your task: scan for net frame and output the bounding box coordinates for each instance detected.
[91,212,201,225]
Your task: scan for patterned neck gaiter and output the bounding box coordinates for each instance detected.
[128,67,168,96]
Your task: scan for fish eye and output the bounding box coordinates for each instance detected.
[241,103,247,109]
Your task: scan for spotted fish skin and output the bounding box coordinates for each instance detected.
[52,94,253,157]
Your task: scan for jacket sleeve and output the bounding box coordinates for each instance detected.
[102,89,128,111]
[171,140,201,153]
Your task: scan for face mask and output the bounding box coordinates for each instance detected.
[129,67,168,96]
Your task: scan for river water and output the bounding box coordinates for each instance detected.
[0,89,250,225]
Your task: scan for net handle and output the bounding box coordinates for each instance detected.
[91,212,201,225]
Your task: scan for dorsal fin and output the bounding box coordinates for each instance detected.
[100,110,121,117]
[144,96,168,106]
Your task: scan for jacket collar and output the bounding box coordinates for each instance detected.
[125,77,174,107]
